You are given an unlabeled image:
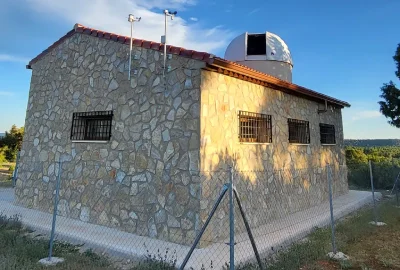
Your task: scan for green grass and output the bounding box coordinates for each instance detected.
[0,178,12,188]
[239,197,400,270]
[0,162,14,187]
[0,213,113,270]
[336,199,400,269]
[0,213,178,270]
[131,260,176,270]
[237,227,332,270]
[2,197,399,269]
[0,162,15,172]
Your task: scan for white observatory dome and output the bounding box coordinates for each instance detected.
[224,32,293,82]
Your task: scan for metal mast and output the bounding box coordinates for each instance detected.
[128,14,141,80]
[163,10,177,77]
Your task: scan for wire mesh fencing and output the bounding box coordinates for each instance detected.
[180,165,349,269]
[1,159,386,270]
[366,161,400,226]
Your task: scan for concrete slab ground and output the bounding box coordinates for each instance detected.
[368,221,387,226]
[327,251,350,261]
[0,189,379,269]
[38,257,65,266]
[0,188,14,202]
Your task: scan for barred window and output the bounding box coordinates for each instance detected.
[320,123,336,144]
[70,111,113,141]
[288,119,310,144]
[238,111,272,143]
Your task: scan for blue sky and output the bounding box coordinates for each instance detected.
[0,0,399,139]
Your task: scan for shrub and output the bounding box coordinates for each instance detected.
[133,246,177,270]
[348,163,400,189]
[0,147,7,164]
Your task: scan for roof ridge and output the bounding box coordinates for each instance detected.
[28,23,214,67]
[74,23,214,62]
[26,23,350,108]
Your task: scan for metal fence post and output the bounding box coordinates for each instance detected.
[48,161,62,260]
[12,151,21,188]
[327,164,337,254]
[390,172,400,195]
[233,188,263,270]
[229,166,235,270]
[368,160,378,224]
[179,184,229,270]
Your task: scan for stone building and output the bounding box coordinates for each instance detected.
[16,24,350,246]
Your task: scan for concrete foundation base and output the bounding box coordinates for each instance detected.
[327,251,349,261]
[0,189,380,269]
[369,221,387,226]
[38,257,64,266]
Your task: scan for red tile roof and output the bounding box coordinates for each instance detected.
[27,23,350,108]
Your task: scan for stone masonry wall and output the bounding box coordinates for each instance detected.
[199,70,348,243]
[16,33,204,245]
[16,31,349,248]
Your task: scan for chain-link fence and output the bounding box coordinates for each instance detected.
[390,171,400,208]
[1,159,396,269]
[348,160,400,190]
[180,165,346,269]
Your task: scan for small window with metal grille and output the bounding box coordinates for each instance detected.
[70,111,113,141]
[320,123,336,145]
[288,119,310,144]
[238,111,272,143]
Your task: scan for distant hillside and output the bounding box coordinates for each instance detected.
[0,133,4,138]
[345,139,400,147]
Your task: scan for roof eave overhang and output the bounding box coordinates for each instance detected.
[207,58,350,108]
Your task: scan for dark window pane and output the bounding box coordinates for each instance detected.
[288,119,310,144]
[320,124,336,144]
[70,111,113,141]
[238,111,272,143]
[247,34,266,55]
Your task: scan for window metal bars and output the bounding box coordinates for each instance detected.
[238,111,272,143]
[288,118,310,144]
[320,123,336,144]
[70,111,113,141]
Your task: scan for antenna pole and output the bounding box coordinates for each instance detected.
[128,18,133,81]
[163,10,177,77]
[163,10,167,77]
[128,14,141,80]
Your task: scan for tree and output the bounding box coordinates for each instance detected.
[379,44,400,128]
[345,147,368,165]
[0,125,24,162]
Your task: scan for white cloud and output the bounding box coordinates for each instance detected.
[189,17,198,21]
[140,0,196,9]
[0,54,30,63]
[342,107,398,139]
[351,110,381,121]
[25,0,234,54]
[225,4,233,13]
[248,8,260,15]
[0,91,14,97]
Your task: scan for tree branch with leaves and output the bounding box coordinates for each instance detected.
[0,125,24,162]
[379,43,400,128]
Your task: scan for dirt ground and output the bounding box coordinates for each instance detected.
[302,199,400,270]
